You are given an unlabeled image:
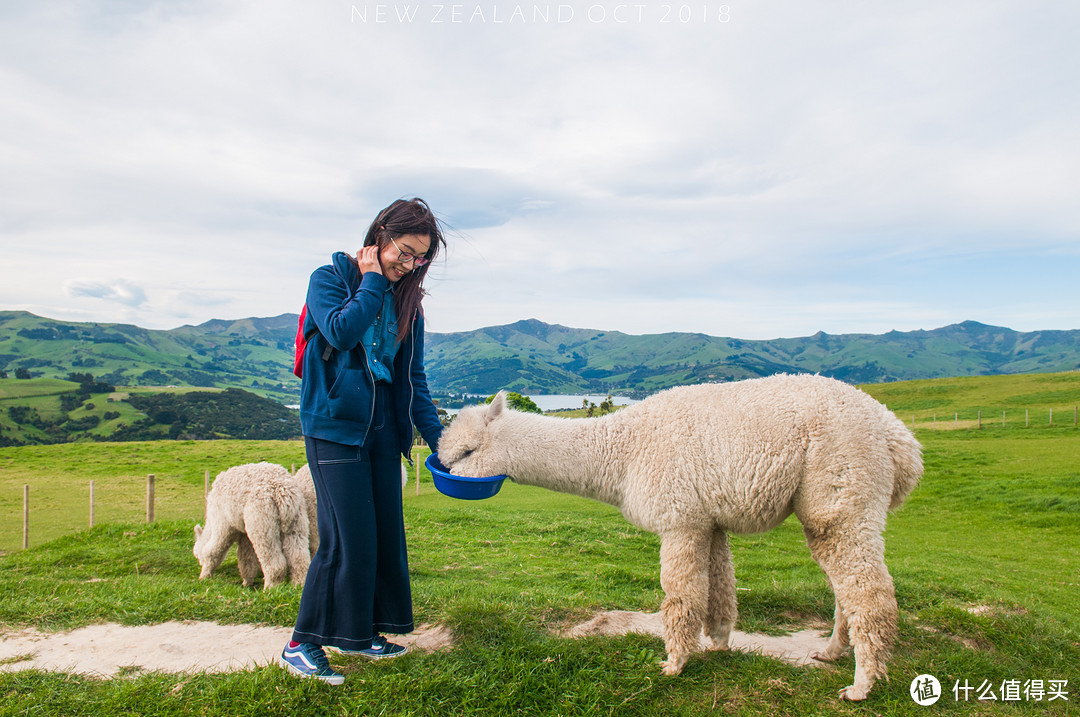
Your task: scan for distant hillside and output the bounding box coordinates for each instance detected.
[2,311,1079,400]
[0,377,300,447]
[424,318,1080,396]
[0,311,298,403]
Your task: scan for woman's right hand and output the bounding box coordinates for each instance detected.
[356,245,383,276]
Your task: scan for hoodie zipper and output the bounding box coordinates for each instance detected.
[402,309,417,466]
[358,342,377,447]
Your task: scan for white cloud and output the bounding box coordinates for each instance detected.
[1,0,1078,337]
[65,279,147,307]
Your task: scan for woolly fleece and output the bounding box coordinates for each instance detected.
[193,462,314,589]
[438,374,922,701]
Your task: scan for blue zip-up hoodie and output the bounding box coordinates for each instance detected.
[299,251,443,457]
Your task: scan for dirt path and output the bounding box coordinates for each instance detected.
[562,610,831,667]
[0,622,453,678]
[0,611,829,678]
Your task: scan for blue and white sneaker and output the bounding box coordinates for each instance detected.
[331,635,409,660]
[280,642,345,685]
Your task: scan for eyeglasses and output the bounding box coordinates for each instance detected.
[389,236,430,267]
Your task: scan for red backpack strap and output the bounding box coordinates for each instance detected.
[293,304,335,378]
[292,305,309,378]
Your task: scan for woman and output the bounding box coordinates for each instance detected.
[280,198,446,684]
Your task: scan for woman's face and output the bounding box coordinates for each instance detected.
[379,233,431,282]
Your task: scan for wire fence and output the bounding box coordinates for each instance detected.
[7,451,434,552]
[898,406,1079,431]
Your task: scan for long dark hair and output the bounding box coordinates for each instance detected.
[363,197,446,344]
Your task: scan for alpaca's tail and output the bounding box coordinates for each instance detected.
[885,420,923,511]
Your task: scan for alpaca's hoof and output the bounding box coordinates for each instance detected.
[705,625,733,651]
[812,645,850,663]
[659,657,686,676]
[838,685,868,701]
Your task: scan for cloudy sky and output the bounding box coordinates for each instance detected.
[2,0,1078,340]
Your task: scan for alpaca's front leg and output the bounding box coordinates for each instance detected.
[236,534,260,588]
[658,529,712,675]
[198,527,236,580]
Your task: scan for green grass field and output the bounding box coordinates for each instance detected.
[0,374,1078,715]
[860,372,1080,431]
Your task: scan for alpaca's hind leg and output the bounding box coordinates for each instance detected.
[244,505,289,589]
[811,596,850,662]
[804,525,898,701]
[281,526,311,585]
[704,528,737,651]
[236,534,261,588]
[658,529,712,675]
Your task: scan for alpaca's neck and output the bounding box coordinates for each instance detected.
[495,412,626,508]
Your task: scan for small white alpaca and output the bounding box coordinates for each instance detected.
[193,462,314,589]
[438,374,922,701]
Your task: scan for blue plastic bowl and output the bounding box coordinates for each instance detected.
[426,453,506,500]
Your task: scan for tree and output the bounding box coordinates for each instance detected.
[15,368,31,379]
[485,391,542,414]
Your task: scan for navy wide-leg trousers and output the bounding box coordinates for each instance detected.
[292,384,413,650]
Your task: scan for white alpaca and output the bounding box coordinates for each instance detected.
[193,462,314,589]
[438,374,922,701]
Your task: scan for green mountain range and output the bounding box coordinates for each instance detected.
[425,318,1080,397]
[2,311,1079,401]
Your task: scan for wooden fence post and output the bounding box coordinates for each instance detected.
[1049,408,1053,426]
[1002,410,1006,428]
[22,485,29,550]
[89,480,95,529]
[204,470,210,502]
[1026,409,1029,427]
[146,474,155,523]
[978,410,981,430]
[291,463,296,475]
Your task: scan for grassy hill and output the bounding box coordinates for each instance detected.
[3,311,1080,401]
[861,371,1080,426]
[0,311,299,403]
[0,377,301,447]
[426,319,1080,395]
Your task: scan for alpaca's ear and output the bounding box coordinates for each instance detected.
[487,391,507,422]
[193,524,202,539]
